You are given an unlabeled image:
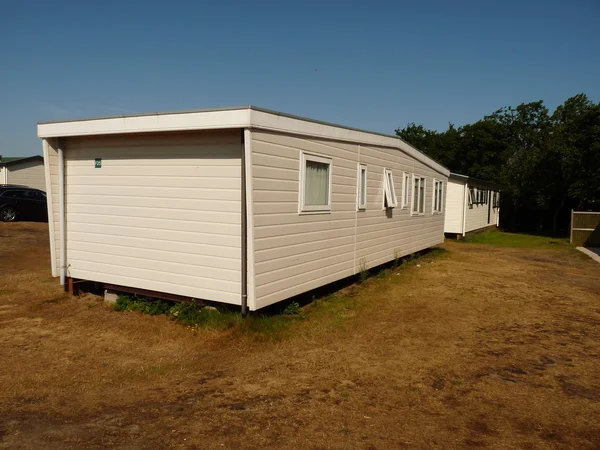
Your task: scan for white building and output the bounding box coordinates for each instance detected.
[0,156,46,191]
[38,106,450,312]
[444,173,500,237]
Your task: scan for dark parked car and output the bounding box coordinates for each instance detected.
[0,185,48,222]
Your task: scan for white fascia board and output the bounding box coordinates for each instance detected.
[37,108,252,138]
[249,109,450,177]
[37,106,449,177]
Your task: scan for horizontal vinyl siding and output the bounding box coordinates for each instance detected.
[355,145,445,269]
[63,130,242,305]
[252,130,447,309]
[465,185,500,233]
[444,180,465,233]
[7,160,46,191]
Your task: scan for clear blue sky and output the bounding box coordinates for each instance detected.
[1,0,598,156]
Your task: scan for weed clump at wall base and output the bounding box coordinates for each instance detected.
[112,295,302,341]
[282,301,301,315]
[113,295,240,331]
[169,302,240,330]
[113,295,172,315]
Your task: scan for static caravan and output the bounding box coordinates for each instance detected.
[37,106,450,312]
[444,172,500,237]
[0,156,46,191]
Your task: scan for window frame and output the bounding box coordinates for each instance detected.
[382,169,398,209]
[468,187,474,207]
[401,172,410,209]
[357,164,368,210]
[299,152,333,214]
[432,179,444,214]
[411,174,426,215]
[470,187,493,206]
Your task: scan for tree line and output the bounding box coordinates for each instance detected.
[396,94,600,235]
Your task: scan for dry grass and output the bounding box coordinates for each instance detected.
[0,223,599,449]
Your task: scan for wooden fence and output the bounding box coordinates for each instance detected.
[570,211,600,247]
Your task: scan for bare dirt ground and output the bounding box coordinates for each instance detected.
[0,222,599,449]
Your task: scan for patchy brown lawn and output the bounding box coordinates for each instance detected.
[0,222,599,449]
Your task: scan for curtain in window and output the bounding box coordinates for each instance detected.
[413,179,419,212]
[305,161,329,206]
[360,168,367,206]
[419,179,425,212]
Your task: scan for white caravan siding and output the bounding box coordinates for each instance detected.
[465,188,498,233]
[251,130,446,309]
[57,131,242,304]
[444,179,465,234]
[6,159,46,191]
[45,139,60,276]
[357,145,445,267]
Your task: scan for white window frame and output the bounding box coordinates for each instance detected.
[468,186,474,208]
[401,172,410,209]
[357,164,367,210]
[411,175,426,215]
[299,152,333,214]
[432,179,444,214]
[382,169,398,209]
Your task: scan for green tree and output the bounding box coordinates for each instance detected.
[395,94,600,234]
[487,101,552,230]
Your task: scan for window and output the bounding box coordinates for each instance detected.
[357,164,367,210]
[470,187,491,206]
[493,192,500,208]
[433,179,443,213]
[412,175,426,214]
[383,169,397,208]
[401,172,410,209]
[300,153,332,213]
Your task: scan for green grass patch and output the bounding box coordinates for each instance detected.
[236,314,294,341]
[462,230,570,249]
